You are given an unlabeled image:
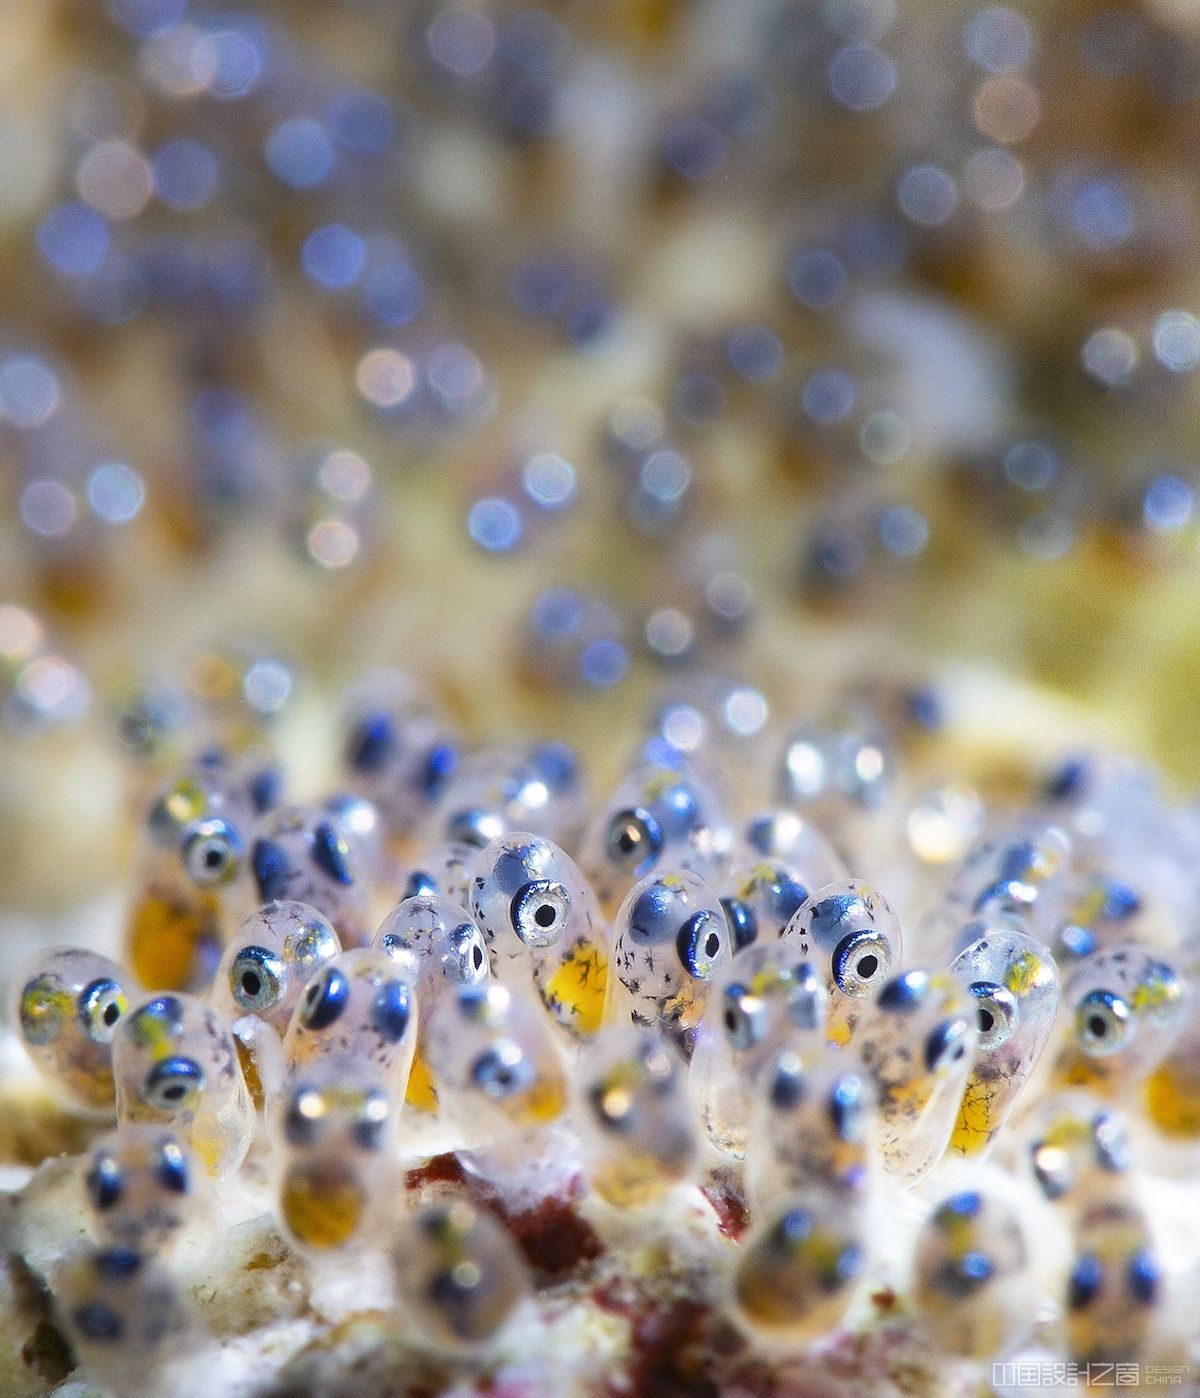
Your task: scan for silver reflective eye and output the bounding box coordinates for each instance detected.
[722,983,767,1051]
[676,910,726,981]
[768,1053,807,1110]
[510,879,571,949]
[446,807,505,849]
[828,1072,869,1143]
[353,1090,391,1151]
[786,962,827,1031]
[925,1016,973,1075]
[144,1055,205,1110]
[470,1039,532,1098]
[78,978,128,1044]
[606,807,662,874]
[831,928,892,997]
[371,979,412,1044]
[182,818,243,886]
[1030,1136,1073,1201]
[86,1150,123,1210]
[155,1139,190,1195]
[300,966,349,1030]
[284,1085,326,1146]
[968,980,1017,1050]
[447,923,489,984]
[230,945,285,1013]
[590,1073,639,1133]
[1074,989,1133,1058]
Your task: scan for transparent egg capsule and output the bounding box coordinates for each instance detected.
[745,1048,875,1207]
[1052,946,1187,1099]
[11,948,137,1113]
[947,930,1060,1157]
[612,868,733,1049]
[178,639,299,750]
[581,762,731,915]
[731,1187,867,1345]
[431,742,584,850]
[776,704,893,824]
[1049,873,1156,968]
[53,1244,200,1395]
[1022,1092,1134,1206]
[1044,757,1200,935]
[423,982,569,1141]
[374,894,490,1113]
[1144,1011,1200,1140]
[246,800,380,946]
[743,809,848,893]
[780,879,903,1044]
[375,895,490,998]
[904,783,987,869]
[690,949,828,1159]
[720,857,813,950]
[390,1200,530,1353]
[84,1125,216,1263]
[574,1025,698,1207]
[282,948,418,1095]
[854,969,979,1185]
[338,670,459,840]
[210,899,341,1108]
[1042,753,1171,870]
[911,1189,1032,1360]
[114,677,191,772]
[1065,1200,1163,1369]
[212,900,341,1032]
[125,750,281,992]
[270,1058,400,1253]
[322,791,388,884]
[927,820,1072,955]
[112,992,253,1176]
[397,839,477,906]
[469,833,613,1041]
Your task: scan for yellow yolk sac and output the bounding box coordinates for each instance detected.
[279,1160,369,1251]
[538,937,609,1038]
[126,889,222,993]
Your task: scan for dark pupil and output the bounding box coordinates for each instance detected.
[103,1003,120,1026]
[856,953,879,979]
[164,1083,186,1101]
[615,824,640,854]
[1088,1014,1107,1039]
[242,971,262,997]
[724,1008,739,1033]
[203,845,223,868]
[704,932,720,958]
[978,1007,994,1033]
[954,1043,966,1059]
[534,902,557,928]
[473,947,484,968]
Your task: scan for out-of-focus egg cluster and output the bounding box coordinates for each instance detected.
[4,0,1200,804]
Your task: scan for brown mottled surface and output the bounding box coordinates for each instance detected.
[700,1167,750,1243]
[407,1151,605,1278]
